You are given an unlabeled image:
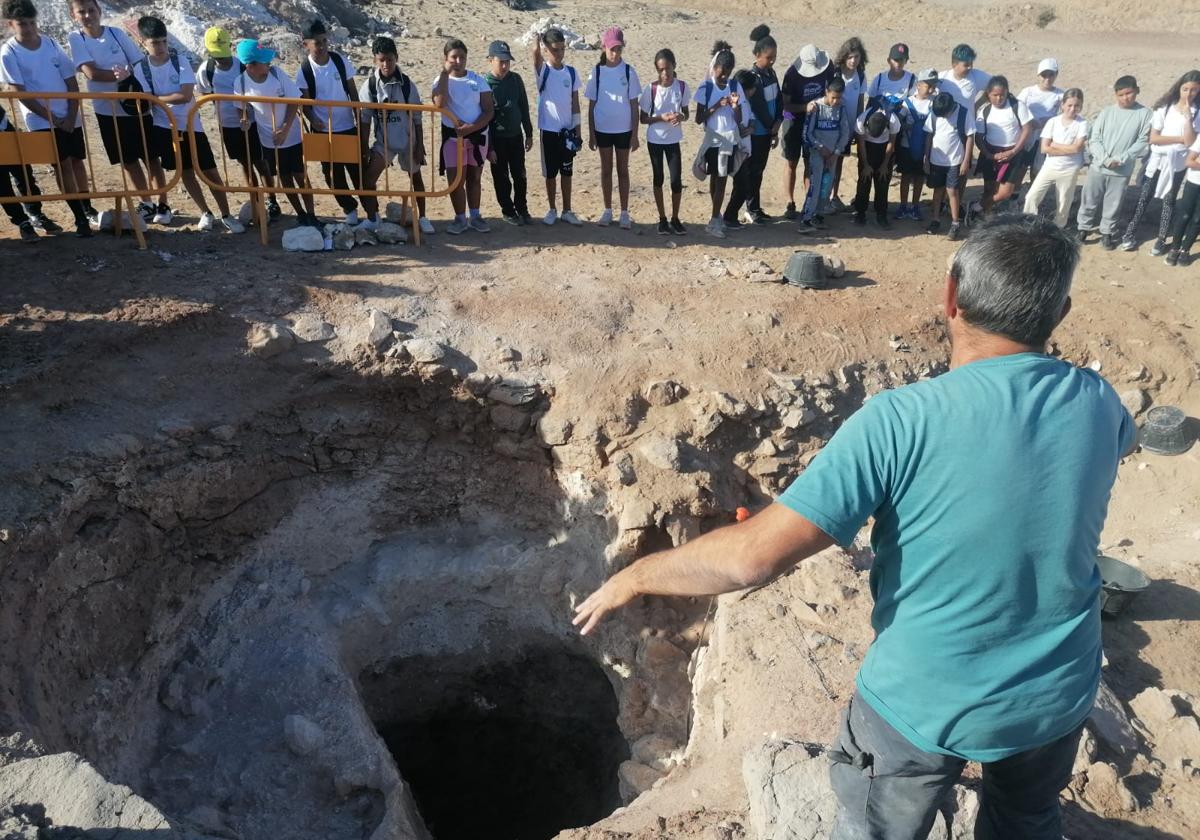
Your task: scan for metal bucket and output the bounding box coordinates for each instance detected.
[1139,405,1193,455]
[1097,555,1150,618]
[784,251,827,289]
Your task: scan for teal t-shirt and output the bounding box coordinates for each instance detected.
[779,353,1135,762]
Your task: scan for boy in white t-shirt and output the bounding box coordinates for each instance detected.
[296,18,362,225]
[196,27,280,222]
[585,26,641,229]
[234,38,319,228]
[132,16,242,233]
[531,27,582,226]
[68,0,162,225]
[939,44,990,113]
[852,107,900,228]
[431,39,495,235]
[0,0,94,236]
[639,47,688,235]
[923,91,975,240]
[1022,88,1086,228]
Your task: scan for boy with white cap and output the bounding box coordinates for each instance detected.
[780,43,835,218]
[1017,59,1064,189]
[196,26,281,221]
[234,37,320,228]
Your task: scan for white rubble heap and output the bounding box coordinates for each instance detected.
[518,17,597,50]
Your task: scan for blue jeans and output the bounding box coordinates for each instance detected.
[829,691,1083,840]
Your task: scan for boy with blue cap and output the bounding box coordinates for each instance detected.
[485,39,533,225]
[233,38,319,228]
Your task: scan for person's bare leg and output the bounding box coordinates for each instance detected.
[361,153,387,219]
[545,176,558,211]
[785,159,797,205]
[281,171,306,216]
[447,167,467,215]
[180,170,212,215]
[411,170,428,218]
[599,146,614,210]
[466,166,482,212]
[562,176,574,213]
[202,169,232,217]
[616,148,630,212]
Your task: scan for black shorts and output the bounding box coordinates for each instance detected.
[96,113,153,165]
[33,126,86,161]
[540,129,574,179]
[781,117,805,162]
[596,130,632,150]
[259,142,306,177]
[150,125,216,172]
[976,147,1024,185]
[221,125,263,166]
[927,163,962,190]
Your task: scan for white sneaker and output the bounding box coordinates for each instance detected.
[561,211,582,226]
[152,205,173,225]
[543,208,559,225]
[706,218,726,238]
[220,215,245,234]
[597,208,613,227]
[344,209,359,226]
[468,215,490,233]
[619,211,632,230]
[418,217,435,235]
[357,218,379,232]
[197,211,215,232]
[446,217,469,235]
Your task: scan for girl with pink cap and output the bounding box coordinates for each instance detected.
[585,26,642,229]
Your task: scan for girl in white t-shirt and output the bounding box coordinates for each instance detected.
[1022,89,1086,227]
[585,26,642,229]
[1119,70,1199,255]
[431,38,495,235]
[1163,137,1200,266]
[638,48,689,234]
[693,41,743,238]
[829,37,867,212]
[974,75,1033,214]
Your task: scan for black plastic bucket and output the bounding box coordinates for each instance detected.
[1097,555,1150,618]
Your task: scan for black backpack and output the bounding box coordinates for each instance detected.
[120,52,182,116]
[367,69,413,104]
[594,59,631,93]
[198,56,242,91]
[980,94,1023,130]
[930,104,970,143]
[299,51,351,98]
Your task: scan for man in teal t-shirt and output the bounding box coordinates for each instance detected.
[574,214,1135,839]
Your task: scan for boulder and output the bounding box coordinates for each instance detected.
[1083,762,1138,813]
[617,760,663,802]
[375,221,407,244]
[632,734,682,773]
[289,313,336,343]
[490,404,530,434]
[402,338,446,364]
[488,381,539,406]
[823,256,846,278]
[283,715,324,757]
[1118,389,1150,417]
[536,415,573,446]
[1157,715,1200,767]
[1130,687,1178,734]
[282,226,324,252]
[95,209,146,232]
[361,310,393,350]
[637,436,683,471]
[643,379,683,407]
[247,322,295,358]
[354,226,378,246]
[1090,677,1139,757]
[237,200,255,225]
[384,201,406,223]
[332,226,356,251]
[743,740,836,840]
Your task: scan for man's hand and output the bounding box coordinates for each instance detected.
[524,134,533,152]
[573,570,639,636]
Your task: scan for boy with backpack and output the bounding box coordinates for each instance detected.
[485,40,533,225]
[1076,76,1152,250]
[923,90,975,240]
[797,75,850,234]
[234,38,320,228]
[131,16,243,233]
[356,36,433,235]
[196,26,281,222]
[295,18,362,225]
[0,0,95,236]
[894,68,938,220]
[852,106,900,229]
[68,0,162,225]
[531,27,582,226]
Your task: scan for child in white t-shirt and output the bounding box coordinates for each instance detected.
[0,0,95,236]
[974,75,1033,215]
[585,26,642,229]
[1163,136,1200,266]
[431,38,495,235]
[132,16,242,233]
[1119,71,1199,255]
[852,107,900,227]
[722,69,758,230]
[639,47,689,235]
[923,91,976,239]
[1016,59,1064,182]
[532,27,583,226]
[693,42,743,238]
[894,68,939,221]
[829,37,867,213]
[1023,88,1086,227]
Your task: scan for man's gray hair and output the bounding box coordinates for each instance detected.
[951,214,1080,347]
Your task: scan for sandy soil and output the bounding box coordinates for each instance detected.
[3,2,1199,838]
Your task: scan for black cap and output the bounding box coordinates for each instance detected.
[487,40,514,61]
[888,43,909,62]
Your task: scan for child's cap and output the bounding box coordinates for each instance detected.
[601,27,625,50]
[204,27,232,59]
[236,39,276,65]
[487,40,514,61]
[888,43,910,63]
[916,68,939,85]
[797,44,829,76]
[1037,58,1060,76]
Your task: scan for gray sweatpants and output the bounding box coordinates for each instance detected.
[829,691,1083,840]
[1076,168,1131,235]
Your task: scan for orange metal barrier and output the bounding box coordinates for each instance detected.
[0,91,183,249]
[187,94,465,246]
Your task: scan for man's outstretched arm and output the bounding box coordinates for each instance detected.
[573,503,835,635]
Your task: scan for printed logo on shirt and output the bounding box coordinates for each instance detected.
[110,45,120,54]
[170,73,179,85]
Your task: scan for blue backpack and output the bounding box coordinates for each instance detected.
[901,98,930,150]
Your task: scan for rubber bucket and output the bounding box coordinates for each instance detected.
[1139,405,1193,455]
[1097,555,1150,618]
[784,251,827,289]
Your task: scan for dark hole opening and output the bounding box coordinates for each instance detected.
[360,645,629,840]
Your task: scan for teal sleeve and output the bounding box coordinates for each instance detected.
[778,396,894,546]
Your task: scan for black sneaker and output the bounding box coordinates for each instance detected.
[85,208,101,228]
[812,214,826,230]
[518,211,534,225]
[1164,249,1181,266]
[927,219,942,234]
[1076,229,1091,244]
[947,221,963,241]
[294,212,310,229]
[1102,234,1117,251]
[30,213,62,233]
[853,213,866,226]
[657,218,670,235]
[1150,239,1168,257]
[74,220,93,238]
[784,202,799,220]
[267,198,282,221]
[723,216,743,230]
[797,219,818,235]
[18,220,39,242]
[877,214,892,230]
[670,218,686,235]
[501,208,521,226]
[752,210,773,224]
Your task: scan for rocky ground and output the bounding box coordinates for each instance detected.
[2,1,1199,839]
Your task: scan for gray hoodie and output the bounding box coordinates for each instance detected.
[357,69,423,153]
[1086,102,1152,178]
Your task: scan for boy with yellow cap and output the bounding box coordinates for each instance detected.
[196,26,280,220]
